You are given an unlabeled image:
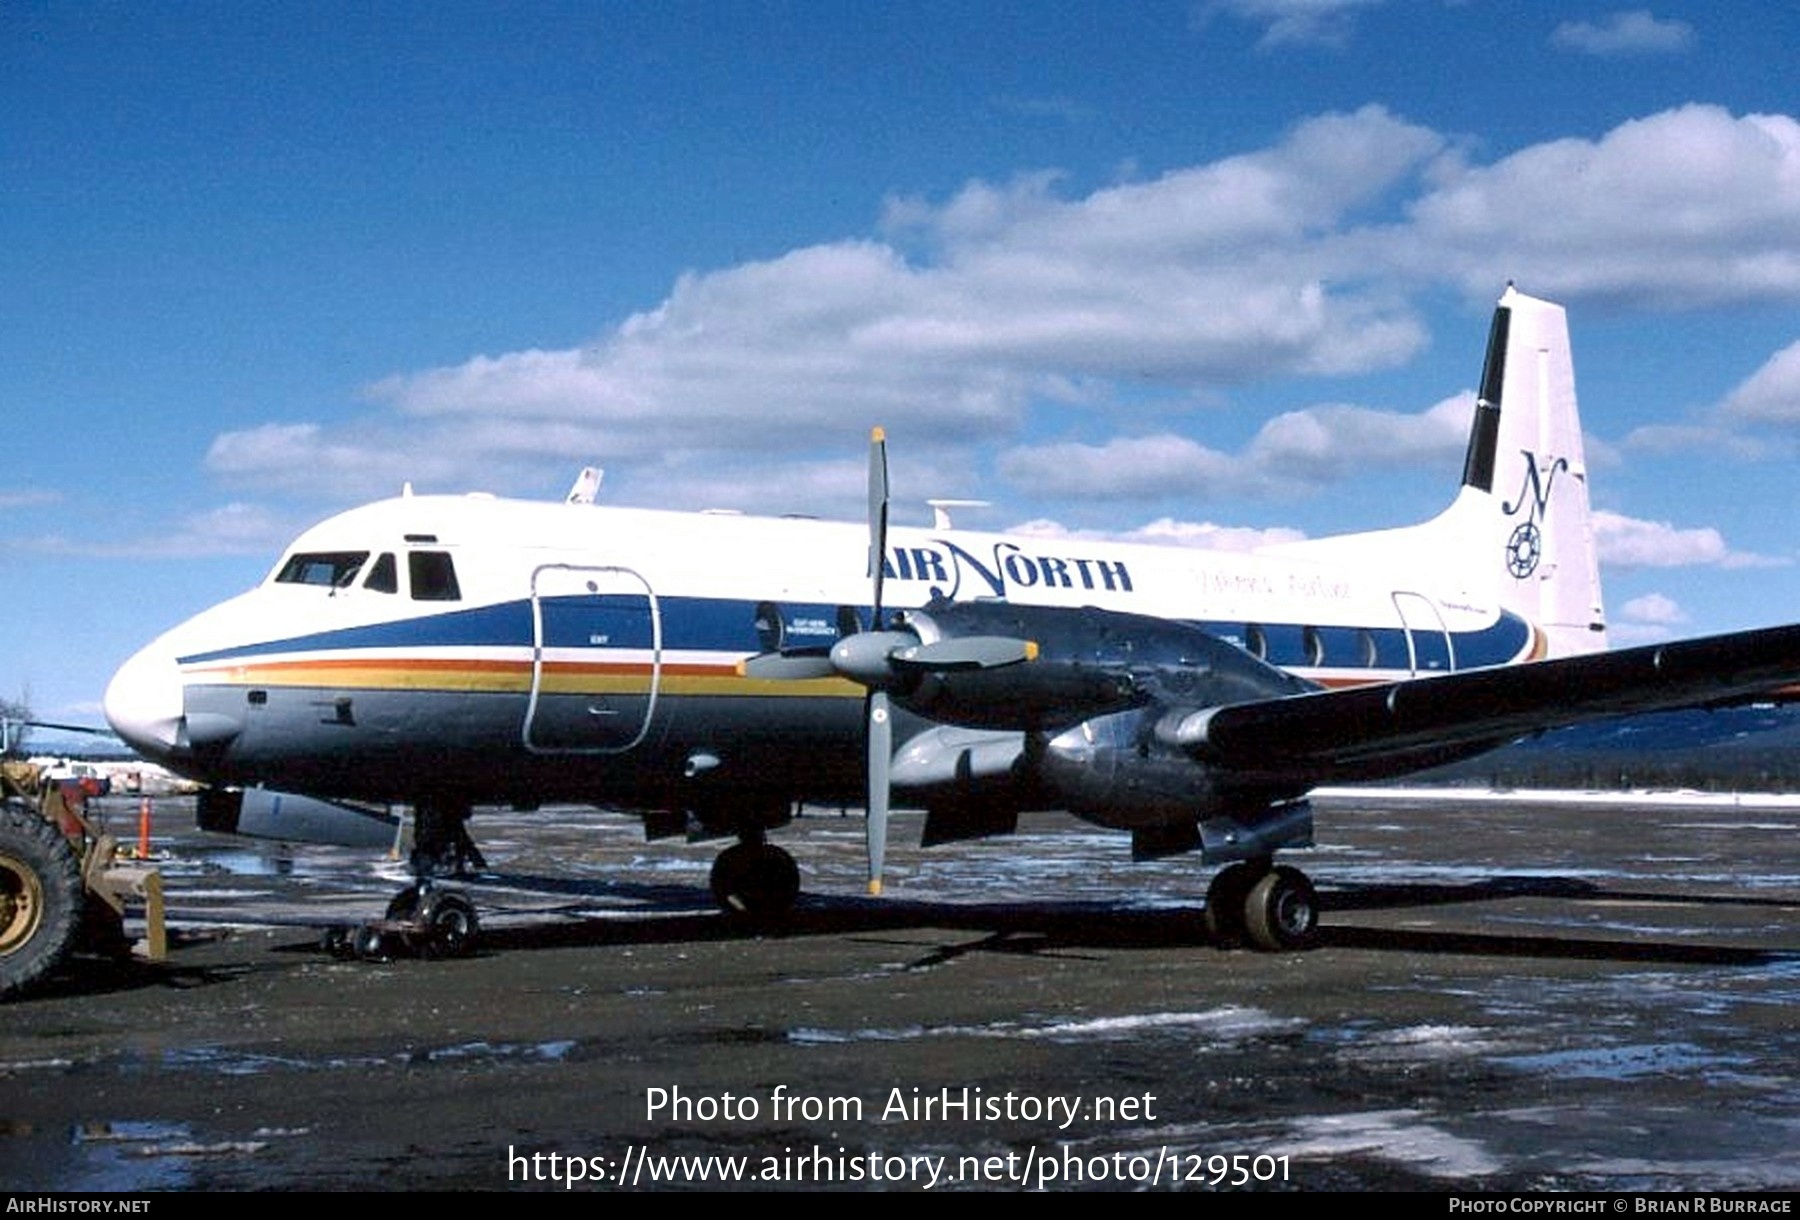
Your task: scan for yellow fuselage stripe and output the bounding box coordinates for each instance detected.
[187,657,858,698]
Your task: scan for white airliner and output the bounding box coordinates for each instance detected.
[103,286,1800,950]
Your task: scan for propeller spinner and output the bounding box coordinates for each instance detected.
[737,427,1038,897]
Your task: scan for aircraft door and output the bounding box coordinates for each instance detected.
[524,564,661,753]
[1391,591,1456,675]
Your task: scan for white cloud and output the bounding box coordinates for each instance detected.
[1719,339,1800,423]
[1618,591,1688,624]
[1403,105,1800,306]
[206,421,477,500]
[1621,421,1773,460]
[889,105,1443,260]
[998,434,1237,501]
[27,502,296,560]
[1011,516,1307,552]
[1247,393,1472,481]
[0,489,61,509]
[191,103,1800,526]
[1621,337,1800,456]
[1609,590,1691,645]
[1550,11,1694,57]
[1197,0,1385,49]
[632,456,873,520]
[996,393,1472,501]
[1592,510,1784,570]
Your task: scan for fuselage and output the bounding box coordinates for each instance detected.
[103,489,1541,823]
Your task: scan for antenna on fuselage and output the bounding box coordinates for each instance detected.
[927,499,989,530]
[566,467,603,505]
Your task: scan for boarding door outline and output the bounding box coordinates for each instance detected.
[524,564,662,754]
[1391,591,1456,676]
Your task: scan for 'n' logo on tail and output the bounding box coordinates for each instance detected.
[1502,451,1569,579]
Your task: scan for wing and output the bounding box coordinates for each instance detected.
[1160,622,1800,784]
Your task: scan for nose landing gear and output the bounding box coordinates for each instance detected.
[328,882,482,963]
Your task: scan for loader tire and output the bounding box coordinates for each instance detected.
[0,804,84,998]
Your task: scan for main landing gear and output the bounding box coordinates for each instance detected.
[1204,859,1319,951]
[709,833,800,919]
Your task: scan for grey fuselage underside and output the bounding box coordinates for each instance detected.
[181,682,873,813]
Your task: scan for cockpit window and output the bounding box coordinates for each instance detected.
[363,552,398,594]
[275,551,369,588]
[409,551,461,601]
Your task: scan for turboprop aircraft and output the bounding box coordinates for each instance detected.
[102,286,1800,951]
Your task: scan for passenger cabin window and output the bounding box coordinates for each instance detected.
[409,551,461,601]
[275,551,368,589]
[363,552,398,594]
[1302,626,1325,666]
[1244,624,1267,660]
[753,602,783,651]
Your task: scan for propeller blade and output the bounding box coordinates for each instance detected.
[863,426,896,898]
[0,715,119,747]
[736,650,837,680]
[868,426,890,629]
[894,636,1039,672]
[866,690,892,896]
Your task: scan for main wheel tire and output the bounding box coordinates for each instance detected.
[1243,865,1319,952]
[748,846,800,916]
[0,807,86,997]
[1203,862,1261,947]
[710,844,800,918]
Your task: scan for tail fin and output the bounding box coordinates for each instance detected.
[1263,286,1608,658]
[1462,285,1607,656]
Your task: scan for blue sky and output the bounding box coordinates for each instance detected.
[5,1,1800,732]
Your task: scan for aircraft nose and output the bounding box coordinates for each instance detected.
[104,642,186,759]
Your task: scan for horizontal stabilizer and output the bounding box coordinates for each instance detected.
[1165,622,1800,781]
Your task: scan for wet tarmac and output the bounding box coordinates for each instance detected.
[3,789,1799,1192]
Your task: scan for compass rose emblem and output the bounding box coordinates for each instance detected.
[1506,521,1542,578]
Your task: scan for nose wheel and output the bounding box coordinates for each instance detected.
[1205,861,1318,951]
[329,882,482,962]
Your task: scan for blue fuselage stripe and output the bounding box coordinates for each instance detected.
[179,594,1536,677]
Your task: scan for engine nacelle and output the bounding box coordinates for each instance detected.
[1030,706,1314,863]
[892,600,1313,732]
